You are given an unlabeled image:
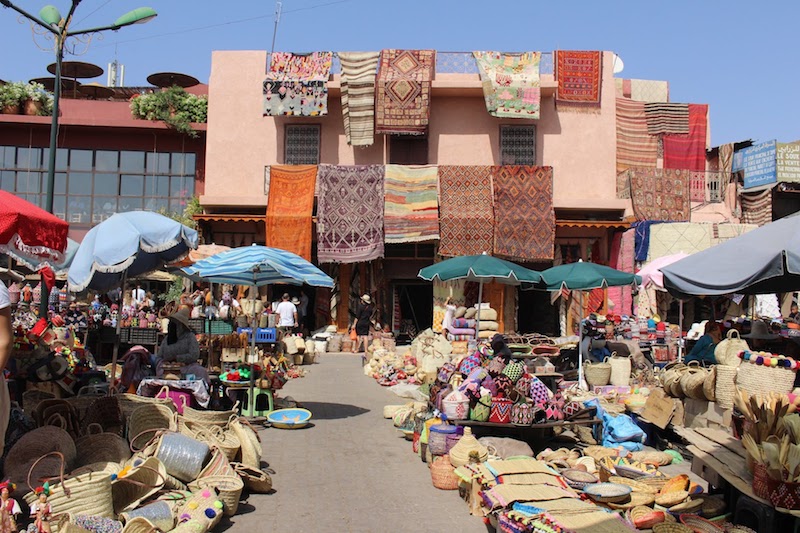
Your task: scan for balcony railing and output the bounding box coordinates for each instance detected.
[617,168,729,204]
[328,52,554,76]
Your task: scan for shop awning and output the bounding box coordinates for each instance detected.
[555,220,630,229]
[193,214,266,223]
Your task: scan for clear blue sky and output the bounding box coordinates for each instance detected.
[1,0,797,146]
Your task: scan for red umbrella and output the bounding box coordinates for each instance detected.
[0,191,69,263]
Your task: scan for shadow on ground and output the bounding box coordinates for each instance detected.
[297,401,370,420]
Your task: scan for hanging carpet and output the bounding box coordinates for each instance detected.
[263,52,333,116]
[438,165,494,257]
[663,103,708,172]
[630,79,669,103]
[629,168,691,222]
[339,51,380,146]
[740,188,773,227]
[384,164,439,243]
[316,165,385,263]
[474,51,541,119]
[265,165,317,260]
[492,166,554,261]
[644,102,690,135]
[555,50,602,110]
[616,98,658,174]
[375,49,435,135]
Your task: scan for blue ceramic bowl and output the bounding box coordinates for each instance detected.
[267,408,312,429]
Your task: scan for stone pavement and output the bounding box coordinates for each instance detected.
[226,352,488,533]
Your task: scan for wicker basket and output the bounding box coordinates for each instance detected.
[584,445,619,462]
[607,491,655,510]
[703,365,717,402]
[662,474,690,493]
[714,365,737,409]
[111,457,167,514]
[629,506,672,529]
[583,482,632,504]
[231,462,273,494]
[117,394,176,422]
[679,514,723,532]
[656,490,689,508]
[120,501,176,533]
[652,524,693,533]
[196,446,236,480]
[155,432,210,483]
[736,360,797,395]
[81,396,124,437]
[179,420,240,461]
[680,362,709,400]
[635,475,668,492]
[608,475,659,494]
[22,389,56,416]
[189,474,244,516]
[584,360,612,388]
[129,404,178,450]
[182,405,238,427]
[228,416,262,470]
[74,430,131,468]
[562,469,598,490]
[694,495,726,518]
[430,455,460,490]
[669,498,703,515]
[4,426,77,489]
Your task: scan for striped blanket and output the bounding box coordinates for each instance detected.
[616,98,657,174]
[339,51,380,146]
[663,104,708,172]
[644,102,689,134]
[740,188,773,226]
[384,165,439,243]
[375,50,434,135]
[474,52,541,119]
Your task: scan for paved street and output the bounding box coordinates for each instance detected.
[227,352,488,533]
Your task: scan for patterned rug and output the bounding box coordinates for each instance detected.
[438,165,494,257]
[265,165,317,260]
[384,164,439,243]
[630,79,669,103]
[375,50,435,135]
[316,165,385,263]
[629,168,691,221]
[474,51,541,119]
[644,103,689,134]
[263,52,333,116]
[616,98,658,174]
[740,188,773,226]
[339,51,380,146]
[492,166,554,261]
[663,104,708,172]
[555,50,602,110]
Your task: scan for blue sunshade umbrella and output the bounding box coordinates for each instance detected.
[181,245,334,416]
[68,211,198,389]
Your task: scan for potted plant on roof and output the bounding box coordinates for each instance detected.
[130,86,208,137]
[22,82,54,116]
[0,82,26,114]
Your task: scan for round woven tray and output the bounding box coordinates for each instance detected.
[629,506,676,529]
[562,469,598,490]
[669,498,703,515]
[631,450,674,466]
[583,482,632,504]
[607,491,655,510]
[652,524,693,533]
[608,475,659,494]
[661,474,690,493]
[679,514,724,532]
[656,490,689,508]
[694,495,726,518]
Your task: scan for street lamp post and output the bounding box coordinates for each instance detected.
[0,1,156,315]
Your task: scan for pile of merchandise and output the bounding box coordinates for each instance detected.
[1,393,271,533]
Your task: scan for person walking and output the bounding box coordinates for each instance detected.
[351,294,375,356]
[0,281,12,460]
[276,293,298,338]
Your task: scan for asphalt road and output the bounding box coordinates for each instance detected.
[226,352,489,533]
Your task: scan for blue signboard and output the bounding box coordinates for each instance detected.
[740,140,777,189]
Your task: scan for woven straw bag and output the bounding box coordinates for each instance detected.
[608,353,632,387]
[111,457,167,514]
[584,359,612,388]
[25,452,114,518]
[182,404,238,427]
[668,366,689,398]
[652,524,692,533]
[714,329,747,367]
[430,455,460,490]
[228,416,262,469]
[189,474,243,516]
[703,365,717,401]
[174,488,224,532]
[736,359,797,395]
[680,362,708,400]
[120,501,176,533]
[231,462,272,494]
[81,396,124,437]
[155,432,210,483]
[714,365,737,408]
[5,425,77,489]
[179,419,241,461]
[129,404,178,450]
[74,426,131,467]
[197,446,236,480]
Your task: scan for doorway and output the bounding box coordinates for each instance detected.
[518,288,559,336]
[392,282,433,339]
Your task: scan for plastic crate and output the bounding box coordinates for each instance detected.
[206,320,234,335]
[187,317,206,334]
[127,327,159,345]
[118,327,130,344]
[236,327,277,343]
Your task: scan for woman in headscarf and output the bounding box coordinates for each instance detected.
[157,308,207,384]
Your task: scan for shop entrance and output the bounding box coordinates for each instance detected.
[392,282,433,339]
[518,288,559,336]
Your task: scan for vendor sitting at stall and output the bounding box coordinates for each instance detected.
[685,321,721,365]
[157,308,207,384]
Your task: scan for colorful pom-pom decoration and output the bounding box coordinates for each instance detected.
[743,352,751,361]
[187,501,198,510]
[764,357,772,366]
[180,513,191,521]
[213,501,224,510]
[204,508,217,519]
[771,358,779,367]
[110,473,118,481]
[201,490,211,499]
[756,356,764,365]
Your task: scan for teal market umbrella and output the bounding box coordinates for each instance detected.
[538,261,641,388]
[418,253,544,338]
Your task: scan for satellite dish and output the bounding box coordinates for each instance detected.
[612,54,625,74]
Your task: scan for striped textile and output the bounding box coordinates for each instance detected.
[740,188,773,226]
[181,245,333,288]
[616,98,657,173]
[630,79,669,103]
[384,165,439,243]
[339,51,380,146]
[644,103,690,134]
[438,166,494,257]
[663,103,708,172]
[316,165,385,263]
[265,165,317,261]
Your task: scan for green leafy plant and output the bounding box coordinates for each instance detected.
[159,276,185,303]
[157,195,202,230]
[130,86,208,137]
[0,82,54,115]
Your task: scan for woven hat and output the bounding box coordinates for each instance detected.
[168,308,191,329]
[291,296,300,305]
[360,294,371,304]
[742,320,779,340]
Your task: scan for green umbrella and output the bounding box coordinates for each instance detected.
[418,253,544,338]
[538,261,640,388]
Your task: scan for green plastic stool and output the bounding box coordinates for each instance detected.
[241,387,274,417]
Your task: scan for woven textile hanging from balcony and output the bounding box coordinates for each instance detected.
[339,51,380,146]
[644,103,690,135]
[474,51,541,119]
[384,164,439,244]
[555,50,602,111]
[492,165,554,261]
[375,49,435,135]
[663,103,708,172]
[629,168,691,222]
[437,165,494,257]
[263,52,333,116]
[316,165,385,263]
[265,165,317,260]
[615,98,658,174]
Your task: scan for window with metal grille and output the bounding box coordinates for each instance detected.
[500,125,536,165]
[707,172,723,202]
[284,125,321,165]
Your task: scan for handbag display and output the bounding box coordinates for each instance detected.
[511,402,533,426]
[608,353,632,387]
[489,397,513,424]
[470,394,492,422]
[714,329,747,366]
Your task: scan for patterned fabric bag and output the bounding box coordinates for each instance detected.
[470,394,492,422]
[437,363,456,384]
[515,373,532,399]
[493,374,514,398]
[502,362,525,383]
[486,357,507,377]
[529,375,551,407]
[511,402,533,426]
[458,353,481,376]
[489,397,513,424]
